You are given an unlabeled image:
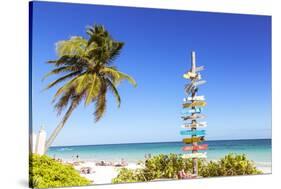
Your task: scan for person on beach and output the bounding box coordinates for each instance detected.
[177,169,195,179]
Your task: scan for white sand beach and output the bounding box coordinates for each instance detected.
[68,161,142,184]
[255,162,272,174]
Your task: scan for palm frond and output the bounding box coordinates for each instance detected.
[101,67,137,87]
[105,78,121,107]
[107,42,124,64]
[47,55,89,68]
[75,73,90,94]
[45,71,82,90]
[94,81,107,122]
[42,65,83,81]
[87,25,109,47]
[84,74,101,106]
[51,72,86,101]
[56,36,88,57]
[54,86,75,115]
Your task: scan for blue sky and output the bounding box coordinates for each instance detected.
[31,2,271,146]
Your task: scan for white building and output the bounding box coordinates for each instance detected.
[32,127,47,155]
[31,132,37,153]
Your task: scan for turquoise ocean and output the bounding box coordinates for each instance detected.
[47,139,271,166]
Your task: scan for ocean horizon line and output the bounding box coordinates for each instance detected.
[50,138,271,148]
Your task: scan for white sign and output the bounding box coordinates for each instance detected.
[182,152,207,159]
[187,95,205,101]
[194,80,206,87]
[181,121,207,128]
[195,66,205,72]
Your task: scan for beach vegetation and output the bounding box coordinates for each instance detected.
[112,168,146,183]
[29,154,91,188]
[112,153,262,184]
[43,24,137,151]
[200,154,262,177]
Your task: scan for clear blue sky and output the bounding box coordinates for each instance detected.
[31,2,271,146]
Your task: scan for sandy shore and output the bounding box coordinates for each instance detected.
[65,160,271,185]
[69,161,142,184]
[255,162,272,174]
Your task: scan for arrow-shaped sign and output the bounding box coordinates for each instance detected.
[183,101,207,108]
[183,71,197,79]
[183,71,202,80]
[182,136,205,144]
[181,122,207,128]
[182,144,208,151]
[182,108,202,114]
[182,152,207,159]
[185,83,196,94]
[187,96,205,101]
[193,80,206,87]
[185,80,206,94]
[195,66,205,72]
[180,130,206,136]
[182,114,206,121]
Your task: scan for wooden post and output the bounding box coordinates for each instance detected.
[181,50,206,178]
[191,51,198,176]
[191,51,196,74]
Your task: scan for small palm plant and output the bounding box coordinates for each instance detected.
[43,24,136,151]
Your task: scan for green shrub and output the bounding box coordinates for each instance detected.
[112,153,262,184]
[142,153,195,180]
[113,153,204,183]
[112,168,146,184]
[29,154,91,188]
[200,154,262,177]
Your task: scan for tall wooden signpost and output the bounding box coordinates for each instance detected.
[181,51,207,177]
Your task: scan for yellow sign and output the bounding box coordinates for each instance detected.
[182,136,205,144]
[183,101,207,108]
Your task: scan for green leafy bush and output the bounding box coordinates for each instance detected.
[142,153,194,180]
[112,153,262,184]
[29,154,91,188]
[112,168,146,184]
[200,154,262,177]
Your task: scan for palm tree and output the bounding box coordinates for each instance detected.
[43,24,136,152]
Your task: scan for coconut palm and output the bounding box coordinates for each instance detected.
[43,25,136,151]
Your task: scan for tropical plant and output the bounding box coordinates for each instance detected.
[43,25,136,151]
[200,154,262,177]
[142,153,194,180]
[112,153,262,184]
[112,168,146,184]
[113,153,201,183]
[29,155,90,188]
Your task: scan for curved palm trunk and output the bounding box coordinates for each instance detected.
[44,103,75,153]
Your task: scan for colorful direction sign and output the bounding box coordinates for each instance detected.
[195,66,205,72]
[182,107,202,114]
[182,144,208,151]
[181,122,207,128]
[193,80,206,87]
[182,152,207,159]
[183,101,207,108]
[187,95,205,101]
[180,130,205,136]
[183,71,202,80]
[183,72,197,79]
[185,83,196,94]
[182,114,206,121]
[182,136,205,144]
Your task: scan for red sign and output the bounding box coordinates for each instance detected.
[182,144,208,151]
